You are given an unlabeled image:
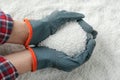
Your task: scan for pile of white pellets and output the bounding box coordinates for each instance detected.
[40,21,87,56]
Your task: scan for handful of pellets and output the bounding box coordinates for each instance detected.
[41,21,87,56]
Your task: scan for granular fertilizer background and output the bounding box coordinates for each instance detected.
[40,21,87,56]
[0,0,120,80]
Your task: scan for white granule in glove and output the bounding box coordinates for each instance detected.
[40,21,87,56]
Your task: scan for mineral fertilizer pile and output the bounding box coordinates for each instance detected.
[40,21,87,56]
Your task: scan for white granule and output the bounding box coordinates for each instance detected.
[40,21,87,56]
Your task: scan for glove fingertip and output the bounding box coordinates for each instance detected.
[76,13,85,19]
[80,13,85,18]
[92,30,98,39]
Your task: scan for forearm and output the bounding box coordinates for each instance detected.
[5,50,32,74]
[7,20,29,45]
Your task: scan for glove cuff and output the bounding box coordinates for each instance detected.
[24,18,33,47]
[27,47,37,72]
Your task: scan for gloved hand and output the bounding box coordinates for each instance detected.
[24,10,85,46]
[77,19,97,39]
[28,33,96,72]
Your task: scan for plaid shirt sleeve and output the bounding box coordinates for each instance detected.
[0,10,13,44]
[0,10,18,80]
[0,56,19,80]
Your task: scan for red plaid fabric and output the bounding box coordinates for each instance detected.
[0,11,13,44]
[0,10,18,79]
[0,56,19,80]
